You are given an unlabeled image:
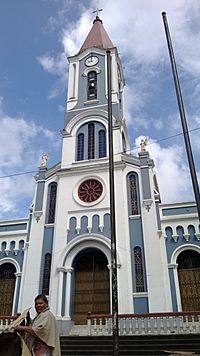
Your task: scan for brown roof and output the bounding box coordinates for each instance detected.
[79,16,114,54]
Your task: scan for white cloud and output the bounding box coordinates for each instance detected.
[135,136,195,203]
[38,0,200,116]
[19,0,199,213]
[0,104,58,219]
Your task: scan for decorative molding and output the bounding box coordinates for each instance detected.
[15,272,22,277]
[82,66,101,76]
[132,292,148,298]
[99,225,104,232]
[25,242,29,249]
[196,233,200,241]
[172,234,178,242]
[14,248,19,256]
[157,230,162,238]
[4,249,10,256]
[87,226,92,233]
[168,263,178,269]
[33,211,43,222]
[107,264,121,269]
[183,233,190,242]
[75,227,81,235]
[143,199,153,212]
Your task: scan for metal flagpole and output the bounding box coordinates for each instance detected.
[162,11,200,222]
[106,49,119,356]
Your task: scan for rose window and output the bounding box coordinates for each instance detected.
[78,179,103,203]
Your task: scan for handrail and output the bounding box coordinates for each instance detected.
[87,311,200,319]
[0,316,17,320]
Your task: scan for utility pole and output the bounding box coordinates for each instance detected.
[162,12,200,221]
[106,49,119,356]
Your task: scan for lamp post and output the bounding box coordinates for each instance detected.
[162,12,200,222]
[106,49,119,356]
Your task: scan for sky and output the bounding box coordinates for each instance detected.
[0,0,200,220]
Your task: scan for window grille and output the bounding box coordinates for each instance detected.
[0,263,16,279]
[42,253,52,295]
[134,247,145,292]
[129,175,138,215]
[48,184,57,223]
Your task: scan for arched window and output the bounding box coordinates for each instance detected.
[76,122,107,161]
[129,175,138,215]
[88,123,95,159]
[47,183,57,224]
[0,263,16,315]
[77,133,84,161]
[87,71,97,100]
[177,250,200,311]
[99,130,106,158]
[134,247,144,292]
[42,253,52,296]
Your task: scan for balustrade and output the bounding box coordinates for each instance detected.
[87,311,200,336]
[0,316,17,331]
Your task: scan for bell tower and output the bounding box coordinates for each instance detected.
[61,15,130,168]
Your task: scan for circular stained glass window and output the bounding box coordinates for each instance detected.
[78,179,103,203]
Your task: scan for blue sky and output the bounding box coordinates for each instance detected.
[0,0,200,220]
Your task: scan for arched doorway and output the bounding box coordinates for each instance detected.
[177,250,200,311]
[73,249,110,324]
[0,263,16,315]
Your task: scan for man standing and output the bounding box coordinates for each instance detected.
[15,294,61,356]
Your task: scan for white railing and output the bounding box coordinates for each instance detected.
[87,312,200,336]
[0,316,17,332]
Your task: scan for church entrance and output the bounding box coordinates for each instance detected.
[0,263,16,316]
[73,249,110,324]
[177,250,200,311]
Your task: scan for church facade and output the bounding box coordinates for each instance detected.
[0,16,199,333]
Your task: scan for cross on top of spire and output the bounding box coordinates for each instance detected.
[93,8,103,18]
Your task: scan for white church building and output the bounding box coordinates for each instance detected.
[0,15,199,333]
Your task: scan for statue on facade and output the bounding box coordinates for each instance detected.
[40,153,49,167]
[140,138,148,152]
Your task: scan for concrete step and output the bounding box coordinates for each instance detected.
[69,325,88,336]
[60,334,200,355]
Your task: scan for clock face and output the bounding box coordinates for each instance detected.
[85,56,99,67]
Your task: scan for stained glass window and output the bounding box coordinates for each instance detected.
[78,179,103,203]
[48,183,57,224]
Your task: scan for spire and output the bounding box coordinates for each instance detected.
[79,16,114,54]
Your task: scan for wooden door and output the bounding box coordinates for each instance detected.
[74,250,110,324]
[177,250,200,311]
[0,263,16,316]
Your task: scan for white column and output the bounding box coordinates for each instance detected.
[56,267,65,317]
[170,263,182,311]
[13,272,22,314]
[65,268,73,319]
[107,265,112,312]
